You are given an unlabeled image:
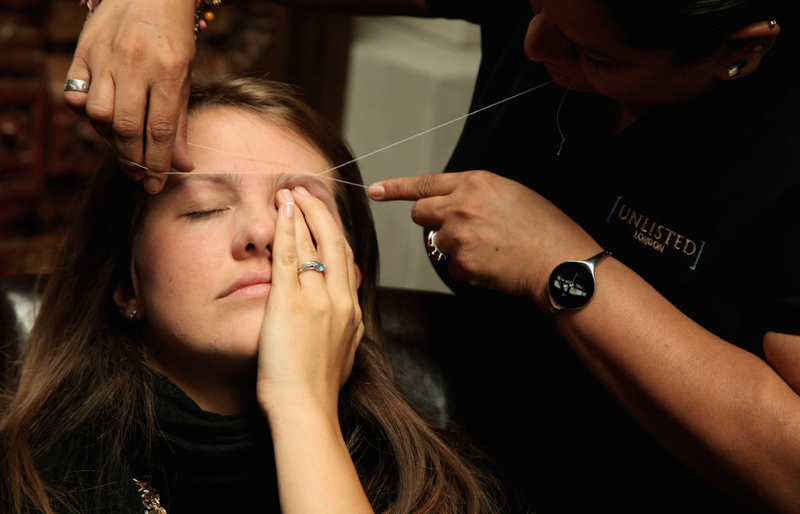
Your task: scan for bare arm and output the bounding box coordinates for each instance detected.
[555,259,800,514]
[370,171,800,513]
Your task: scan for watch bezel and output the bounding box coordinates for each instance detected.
[548,251,611,312]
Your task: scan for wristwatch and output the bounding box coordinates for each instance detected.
[548,250,611,312]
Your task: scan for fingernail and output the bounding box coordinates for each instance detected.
[144,177,160,194]
[285,202,295,218]
[368,184,385,200]
[281,189,293,202]
[294,186,310,196]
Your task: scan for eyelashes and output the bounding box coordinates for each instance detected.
[184,208,228,220]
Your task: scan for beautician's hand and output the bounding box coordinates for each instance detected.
[64,0,195,194]
[369,171,602,312]
[258,187,363,418]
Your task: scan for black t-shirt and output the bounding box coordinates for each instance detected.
[423,1,800,512]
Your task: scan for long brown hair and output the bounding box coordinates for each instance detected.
[0,77,501,513]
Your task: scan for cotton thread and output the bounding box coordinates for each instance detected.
[112,79,558,189]
[555,78,575,156]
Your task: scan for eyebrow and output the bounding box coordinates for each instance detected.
[174,172,243,187]
[172,171,338,198]
[273,173,336,196]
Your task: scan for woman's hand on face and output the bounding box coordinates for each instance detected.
[64,0,196,194]
[257,188,363,420]
[369,170,601,311]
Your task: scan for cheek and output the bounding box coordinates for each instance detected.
[134,225,225,316]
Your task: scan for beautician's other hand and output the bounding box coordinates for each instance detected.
[369,171,602,311]
[258,188,363,419]
[64,0,196,194]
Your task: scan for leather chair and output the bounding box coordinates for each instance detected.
[0,274,461,429]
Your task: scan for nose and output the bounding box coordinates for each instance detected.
[524,12,577,64]
[232,210,275,261]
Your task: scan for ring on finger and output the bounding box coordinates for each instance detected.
[426,229,449,262]
[298,261,326,274]
[64,79,90,93]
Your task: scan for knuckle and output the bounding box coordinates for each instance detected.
[467,169,492,184]
[416,174,439,198]
[158,52,193,76]
[276,252,297,268]
[148,116,178,144]
[298,239,317,255]
[113,111,144,140]
[410,201,425,222]
[329,236,348,254]
[85,102,114,125]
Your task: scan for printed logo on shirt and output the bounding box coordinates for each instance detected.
[606,196,706,271]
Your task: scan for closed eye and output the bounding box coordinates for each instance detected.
[185,208,227,220]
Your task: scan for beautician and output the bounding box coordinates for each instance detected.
[64,0,800,512]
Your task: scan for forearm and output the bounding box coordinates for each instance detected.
[266,0,431,16]
[266,399,372,514]
[554,257,800,513]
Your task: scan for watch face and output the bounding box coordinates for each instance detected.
[549,261,596,310]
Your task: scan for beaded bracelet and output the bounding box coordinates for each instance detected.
[80,0,221,36]
[194,0,222,35]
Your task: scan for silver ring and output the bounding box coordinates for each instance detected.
[64,79,90,93]
[298,261,326,274]
[426,229,448,262]
[769,20,778,29]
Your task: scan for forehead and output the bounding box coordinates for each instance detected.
[185,106,335,190]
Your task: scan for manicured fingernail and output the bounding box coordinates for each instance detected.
[285,202,295,218]
[144,177,160,194]
[294,186,310,196]
[368,184,385,200]
[281,189,293,202]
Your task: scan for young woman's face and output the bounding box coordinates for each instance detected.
[524,0,723,106]
[133,107,344,376]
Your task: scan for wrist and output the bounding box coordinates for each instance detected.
[541,247,610,314]
[258,385,340,424]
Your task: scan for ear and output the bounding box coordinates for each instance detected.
[354,264,362,289]
[713,20,780,81]
[113,281,144,320]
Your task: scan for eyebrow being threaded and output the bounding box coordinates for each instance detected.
[113,79,556,191]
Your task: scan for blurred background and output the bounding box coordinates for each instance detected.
[0,0,480,292]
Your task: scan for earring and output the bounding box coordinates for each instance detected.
[128,308,138,320]
[726,59,748,78]
[769,20,778,29]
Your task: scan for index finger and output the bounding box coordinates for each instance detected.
[367,173,464,202]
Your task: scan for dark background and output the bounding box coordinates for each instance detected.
[0,0,354,276]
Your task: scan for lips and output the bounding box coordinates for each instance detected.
[220,270,272,299]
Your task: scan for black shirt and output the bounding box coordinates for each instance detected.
[423,1,800,512]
